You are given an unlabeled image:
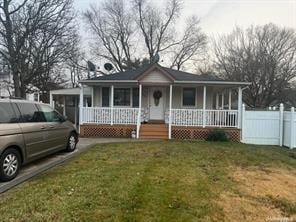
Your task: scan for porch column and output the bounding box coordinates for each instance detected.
[228,90,232,110]
[215,93,219,109]
[238,86,242,129]
[203,86,207,128]
[137,84,142,139]
[110,85,114,125]
[91,86,94,107]
[49,91,54,108]
[169,84,173,139]
[221,93,224,109]
[79,84,84,125]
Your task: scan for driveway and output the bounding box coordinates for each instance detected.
[0,138,134,194]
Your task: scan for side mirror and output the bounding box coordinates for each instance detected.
[59,115,67,122]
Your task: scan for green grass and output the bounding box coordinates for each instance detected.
[0,141,295,222]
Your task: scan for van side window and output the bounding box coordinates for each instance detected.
[38,104,62,122]
[0,102,18,123]
[17,103,45,122]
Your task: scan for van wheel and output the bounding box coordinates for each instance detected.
[66,133,77,152]
[0,148,21,182]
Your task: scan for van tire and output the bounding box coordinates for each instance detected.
[65,132,77,152]
[0,148,21,182]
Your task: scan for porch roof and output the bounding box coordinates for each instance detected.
[79,63,250,86]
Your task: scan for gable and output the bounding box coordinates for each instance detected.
[138,68,173,84]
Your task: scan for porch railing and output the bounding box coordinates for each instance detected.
[81,107,238,127]
[81,107,139,125]
[171,109,238,127]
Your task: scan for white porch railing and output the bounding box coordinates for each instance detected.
[81,107,139,125]
[171,109,238,127]
[81,107,238,127]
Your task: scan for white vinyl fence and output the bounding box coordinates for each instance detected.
[241,104,295,148]
[283,108,296,148]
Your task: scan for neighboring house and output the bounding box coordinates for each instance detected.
[75,63,250,140]
[0,61,12,98]
[0,62,40,101]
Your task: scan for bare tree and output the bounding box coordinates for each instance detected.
[84,0,207,72]
[133,0,182,62]
[169,16,207,70]
[0,0,76,98]
[84,0,135,72]
[214,24,296,108]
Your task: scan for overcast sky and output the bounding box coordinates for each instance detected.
[74,0,296,36]
[74,0,296,69]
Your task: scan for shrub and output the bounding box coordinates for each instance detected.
[206,128,229,142]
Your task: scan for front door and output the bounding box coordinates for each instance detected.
[149,87,166,120]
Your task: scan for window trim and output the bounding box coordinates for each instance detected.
[101,86,138,108]
[181,87,197,108]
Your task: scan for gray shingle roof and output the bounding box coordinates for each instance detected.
[85,63,222,82]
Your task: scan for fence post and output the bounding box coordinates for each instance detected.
[290,107,295,149]
[279,103,284,146]
[241,104,245,142]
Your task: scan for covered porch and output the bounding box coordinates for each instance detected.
[79,83,244,139]
[78,63,249,140]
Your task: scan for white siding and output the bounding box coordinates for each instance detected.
[140,70,172,83]
[93,86,101,106]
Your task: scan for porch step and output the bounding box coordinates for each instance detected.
[139,123,168,139]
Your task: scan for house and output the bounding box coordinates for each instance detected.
[0,59,41,101]
[75,63,250,140]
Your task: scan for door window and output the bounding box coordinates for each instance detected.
[17,103,45,122]
[0,102,18,123]
[38,104,63,122]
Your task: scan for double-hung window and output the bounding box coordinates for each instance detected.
[182,88,196,106]
[114,88,131,106]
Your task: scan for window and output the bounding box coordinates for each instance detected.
[114,88,131,106]
[38,104,62,122]
[17,103,45,122]
[102,87,110,107]
[33,93,39,102]
[0,102,18,123]
[182,88,196,106]
[132,88,139,107]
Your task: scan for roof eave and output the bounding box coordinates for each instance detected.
[174,80,251,86]
[79,80,138,84]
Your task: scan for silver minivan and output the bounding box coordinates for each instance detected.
[0,99,78,182]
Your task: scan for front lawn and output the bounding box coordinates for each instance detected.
[1,141,296,222]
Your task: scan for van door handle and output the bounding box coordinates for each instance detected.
[49,125,55,129]
[40,126,45,130]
